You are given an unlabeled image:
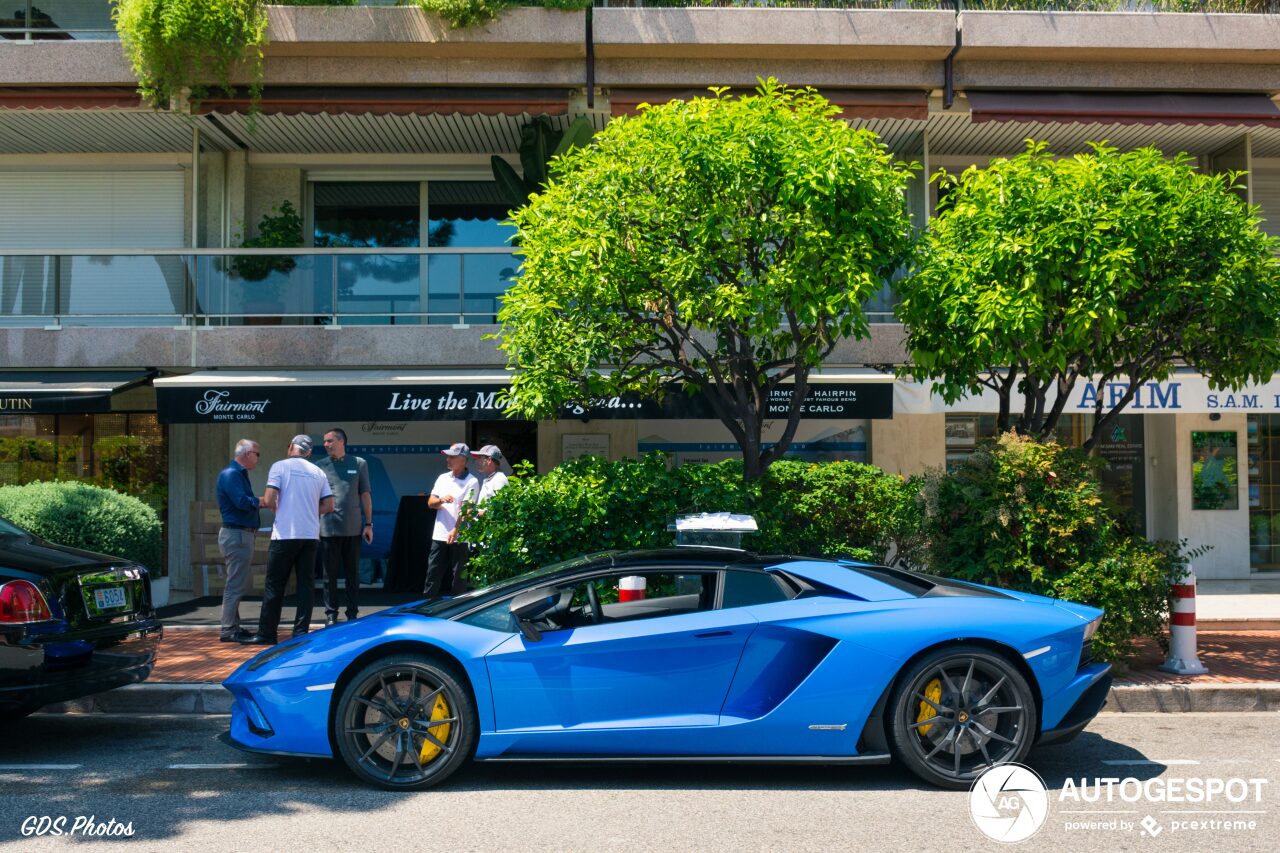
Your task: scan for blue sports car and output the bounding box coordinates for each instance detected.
[223,548,1111,790]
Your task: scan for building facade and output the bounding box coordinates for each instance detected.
[2,3,1279,600]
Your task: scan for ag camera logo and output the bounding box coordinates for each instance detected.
[970,763,1050,843]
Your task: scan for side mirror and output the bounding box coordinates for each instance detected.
[509,586,561,642]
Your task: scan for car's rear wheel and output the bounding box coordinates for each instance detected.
[889,644,1036,789]
[334,654,476,790]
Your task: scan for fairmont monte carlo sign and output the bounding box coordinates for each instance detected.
[156,381,893,424]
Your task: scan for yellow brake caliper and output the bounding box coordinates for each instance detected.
[917,678,942,737]
[417,692,453,764]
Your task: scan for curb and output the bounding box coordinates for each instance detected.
[1107,682,1280,713]
[35,681,1280,716]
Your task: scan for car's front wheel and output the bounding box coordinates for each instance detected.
[334,654,476,790]
[889,644,1037,789]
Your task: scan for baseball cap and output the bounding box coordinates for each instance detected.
[471,444,513,475]
[441,442,471,458]
[290,434,314,454]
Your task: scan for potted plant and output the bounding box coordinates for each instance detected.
[231,201,303,323]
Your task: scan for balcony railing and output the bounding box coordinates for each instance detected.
[0,248,902,328]
[0,248,520,328]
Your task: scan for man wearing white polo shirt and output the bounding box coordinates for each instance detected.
[243,434,334,645]
[424,442,479,598]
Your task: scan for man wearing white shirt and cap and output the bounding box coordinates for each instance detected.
[425,442,479,598]
[471,444,512,505]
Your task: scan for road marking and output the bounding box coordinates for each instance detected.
[166,763,277,770]
[1101,759,1201,766]
[0,764,81,770]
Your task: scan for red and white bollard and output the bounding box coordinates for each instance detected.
[1159,567,1209,675]
[619,576,646,602]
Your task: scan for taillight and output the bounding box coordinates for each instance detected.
[0,580,53,624]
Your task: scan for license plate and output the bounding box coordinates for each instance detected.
[94,586,127,610]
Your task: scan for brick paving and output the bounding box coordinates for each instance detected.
[1117,629,1280,685]
[150,625,1280,686]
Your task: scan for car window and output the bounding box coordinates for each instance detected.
[553,571,717,630]
[456,569,719,634]
[720,569,791,609]
[456,600,518,634]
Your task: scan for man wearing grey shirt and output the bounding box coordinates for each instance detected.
[316,427,372,626]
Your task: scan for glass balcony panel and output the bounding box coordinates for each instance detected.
[194,255,334,325]
[60,255,190,326]
[0,256,56,326]
[336,254,423,325]
[427,255,462,325]
[0,1,117,40]
[462,252,519,324]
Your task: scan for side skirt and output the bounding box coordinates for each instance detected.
[476,753,892,765]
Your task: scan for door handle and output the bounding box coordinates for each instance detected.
[694,630,733,639]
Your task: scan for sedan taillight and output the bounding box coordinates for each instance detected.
[0,580,53,624]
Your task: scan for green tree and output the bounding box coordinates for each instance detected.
[499,80,916,480]
[897,141,1280,451]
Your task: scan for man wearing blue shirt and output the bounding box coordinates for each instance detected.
[215,439,264,643]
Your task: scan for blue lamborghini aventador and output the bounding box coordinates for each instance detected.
[222,547,1112,790]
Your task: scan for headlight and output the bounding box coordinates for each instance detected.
[1082,615,1103,642]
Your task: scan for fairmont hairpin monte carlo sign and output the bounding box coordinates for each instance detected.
[154,375,894,424]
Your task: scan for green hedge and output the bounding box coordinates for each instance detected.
[905,432,1188,661]
[459,453,913,588]
[0,482,163,572]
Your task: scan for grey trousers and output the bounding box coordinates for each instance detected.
[217,527,255,633]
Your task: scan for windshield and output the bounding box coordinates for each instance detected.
[411,552,616,619]
[0,516,27,537]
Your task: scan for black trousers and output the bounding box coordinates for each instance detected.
[322,534,362,619]
[424,541,469,598]
[258,538,318,639]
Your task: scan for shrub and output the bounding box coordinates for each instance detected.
[0,482,163,572]
[459,453,913,588]
[750,460,915,563]
[909,432,1189,662]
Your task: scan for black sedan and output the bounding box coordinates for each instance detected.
[0,516,162,719]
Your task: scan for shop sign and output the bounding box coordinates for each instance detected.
[898,375,1280,415]
[157,381,892,424]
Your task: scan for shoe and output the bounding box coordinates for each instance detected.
[345,613,358,622]
[292,629,309,637]
[239,634,277,646]
[324,614,337,627]
[220,629,254,643]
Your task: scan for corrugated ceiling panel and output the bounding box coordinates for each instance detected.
[0,111,212,153]
[1251,128,1280,159]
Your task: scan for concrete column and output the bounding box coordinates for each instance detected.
[226,151,248,245]
[871,413,944,477]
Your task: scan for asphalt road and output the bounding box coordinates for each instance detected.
[0,712,1276,851]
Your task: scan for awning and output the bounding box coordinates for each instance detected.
[196,87,576,117]
[0,87,145,110]
[607,88,929,121]
[0,371,153,414]
[967,91,1280,127]
[155,369,894,424]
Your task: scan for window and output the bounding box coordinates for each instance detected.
[457,569,719,634]
[720,569,790,608]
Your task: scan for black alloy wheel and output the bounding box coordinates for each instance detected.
[889,644,1036,789]
[334,654,476,790]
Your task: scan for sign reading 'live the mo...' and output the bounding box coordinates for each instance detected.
[156,382,892,424]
